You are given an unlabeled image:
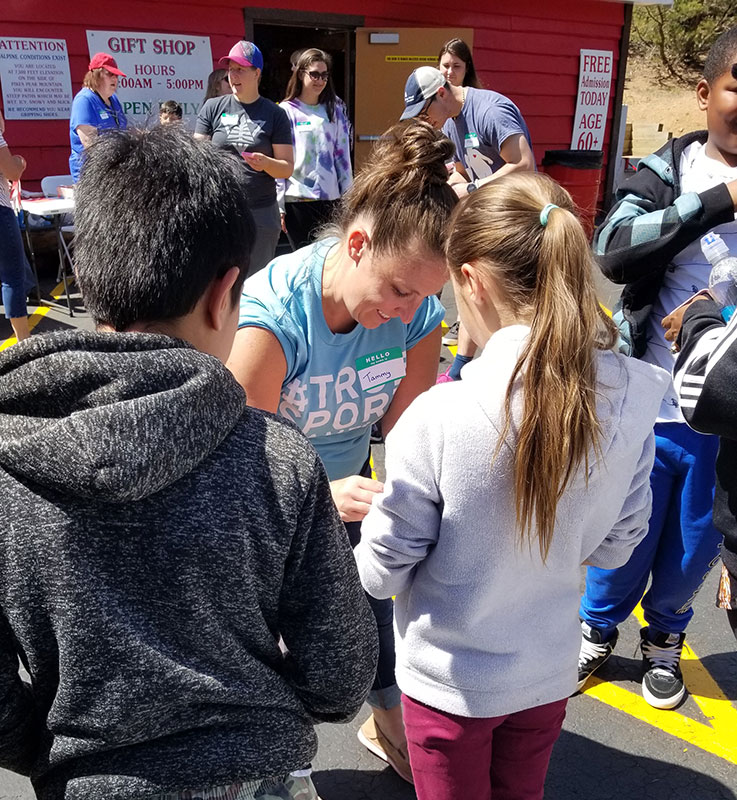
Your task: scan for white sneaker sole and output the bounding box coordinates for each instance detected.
[642,681,686,710]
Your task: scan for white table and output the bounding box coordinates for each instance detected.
[20,196,76,316]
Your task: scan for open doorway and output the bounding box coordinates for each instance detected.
[245,9,363,117]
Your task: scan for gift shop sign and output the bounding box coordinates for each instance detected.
[0,38,73,120]
[86,30,213,127]
[570,50,613,150]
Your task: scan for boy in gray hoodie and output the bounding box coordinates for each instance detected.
[0,126,377,800]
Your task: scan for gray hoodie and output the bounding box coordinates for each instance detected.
[0,330,377,800]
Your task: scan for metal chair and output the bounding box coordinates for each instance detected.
[40,175,76,295]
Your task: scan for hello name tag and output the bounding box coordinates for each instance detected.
[221,113,240,126]
[355,347,406,390]
[465,132,480,148]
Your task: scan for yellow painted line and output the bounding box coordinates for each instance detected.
[441,319,458,358]
[583,677,737,764]
[581,603,737,764]
[1,279,69,350]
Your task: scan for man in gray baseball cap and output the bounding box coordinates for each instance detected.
[401,65,534,192]
[401,63,536,383]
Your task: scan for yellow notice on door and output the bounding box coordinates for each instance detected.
[385,55,437,62]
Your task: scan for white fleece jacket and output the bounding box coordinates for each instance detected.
[356,325,670,718]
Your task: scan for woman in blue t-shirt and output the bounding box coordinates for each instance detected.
[69,53,128,182]
[227,121,457,784]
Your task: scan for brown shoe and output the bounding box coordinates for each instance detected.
[357,714,414,784]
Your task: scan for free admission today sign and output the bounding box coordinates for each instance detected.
[570,49,613,150]
[86,30,213,127]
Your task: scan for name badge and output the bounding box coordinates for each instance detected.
[295,120,313,130]
[221,113,240,126]
[99,111,109,120]
[355,347,406,390]
[465,132,480,148]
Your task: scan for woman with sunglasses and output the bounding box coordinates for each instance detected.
[69,53,128,182]
[279,49,352,251]
[196,41,294,276]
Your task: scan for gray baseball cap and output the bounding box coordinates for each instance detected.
[401,66,446,120]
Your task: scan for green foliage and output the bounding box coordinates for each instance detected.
[632,1,737,84]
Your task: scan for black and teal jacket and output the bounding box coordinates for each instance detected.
[594,131,734,358]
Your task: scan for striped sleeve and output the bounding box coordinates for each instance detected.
[675,299,737,437]
[594,183,732,285]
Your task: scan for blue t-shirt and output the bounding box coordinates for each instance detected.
[238,239,444,480]
[442,87,534,182]
[69,88,128,182]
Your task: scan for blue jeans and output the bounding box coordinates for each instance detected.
[580,421,721,636]
[346,518,401,710]
[0,206,34,319]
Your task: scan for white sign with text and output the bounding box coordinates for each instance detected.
[570,49,613,150]
[86,30,213,127]
[0,37,73,120]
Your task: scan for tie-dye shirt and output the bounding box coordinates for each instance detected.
[281,99,352,202]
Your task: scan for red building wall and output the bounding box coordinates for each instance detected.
[1,0,625,189]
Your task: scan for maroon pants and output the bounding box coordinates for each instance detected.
[402,694,567,800]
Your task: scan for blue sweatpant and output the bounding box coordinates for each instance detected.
[580,421,721,637]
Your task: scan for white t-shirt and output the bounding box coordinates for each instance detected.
[0,132,12,209]
[644,141,737,422]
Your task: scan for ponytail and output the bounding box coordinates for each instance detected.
[446,172,618,560]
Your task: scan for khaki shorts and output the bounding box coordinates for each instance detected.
[150,774,319,800]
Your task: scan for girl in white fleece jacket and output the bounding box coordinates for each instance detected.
[355,172,669,800]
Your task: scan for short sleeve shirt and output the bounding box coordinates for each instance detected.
[69,88,128,182]
[196,94,292,208]
[442,87,534,182]
[238,239,444,479]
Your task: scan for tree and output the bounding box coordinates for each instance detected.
[631,1,737,84]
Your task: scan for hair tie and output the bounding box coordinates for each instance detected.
[539,203,559,227]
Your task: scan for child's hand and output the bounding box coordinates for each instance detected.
[330,475,384,523]
[661,290,713,351]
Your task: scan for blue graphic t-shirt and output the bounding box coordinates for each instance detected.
[69,88,128,182]
[442,87,534,182]
[238,239,444,479]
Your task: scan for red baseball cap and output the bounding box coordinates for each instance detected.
[88,52,126,77]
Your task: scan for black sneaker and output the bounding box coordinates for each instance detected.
[640,627,686,709]
[576,621,618,691]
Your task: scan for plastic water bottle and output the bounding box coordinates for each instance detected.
[701,232,737,322]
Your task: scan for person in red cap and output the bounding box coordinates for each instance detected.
[69,52,128,182]
[196,40,294,277]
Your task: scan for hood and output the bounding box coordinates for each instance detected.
[0,330,246,502]
[461,325,670,465]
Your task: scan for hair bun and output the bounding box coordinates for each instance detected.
[368,120,454,192]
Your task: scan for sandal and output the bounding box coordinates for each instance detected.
[357,714,414,784]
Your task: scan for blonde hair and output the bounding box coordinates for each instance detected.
[446,172,618,561]
[334,120,457,257]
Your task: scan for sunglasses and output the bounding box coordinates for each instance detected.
[306,70,329,82]
[418,93,437,118]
